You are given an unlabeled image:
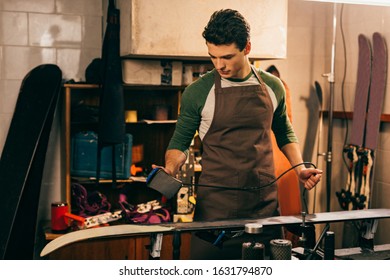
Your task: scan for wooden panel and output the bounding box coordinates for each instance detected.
[160,232,192,260]
[134,235,151,259]
[47,237,137,259]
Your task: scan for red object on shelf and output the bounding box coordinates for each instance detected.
[51,202,69,232]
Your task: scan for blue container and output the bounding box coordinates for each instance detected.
[71,131,132,179]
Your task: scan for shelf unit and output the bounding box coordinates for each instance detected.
[62,83,186,208]
[63,83,100,206]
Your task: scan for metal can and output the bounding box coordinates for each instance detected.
[51,202,69,233]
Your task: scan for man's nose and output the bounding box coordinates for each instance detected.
[215,59,225,70]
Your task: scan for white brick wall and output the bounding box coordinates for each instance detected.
[0,0,102,152]
[0,0,103,258]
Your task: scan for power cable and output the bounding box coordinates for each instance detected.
[183,162,317,191]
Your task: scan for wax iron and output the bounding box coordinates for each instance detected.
[146,168,183,199]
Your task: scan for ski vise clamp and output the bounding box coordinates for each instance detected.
[359,219,379,251]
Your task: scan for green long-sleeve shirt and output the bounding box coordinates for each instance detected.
[167,68,298,153]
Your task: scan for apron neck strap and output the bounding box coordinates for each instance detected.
[214,64,267,91]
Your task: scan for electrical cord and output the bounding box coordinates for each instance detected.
[339,4,350,170]
[182,161,317,191]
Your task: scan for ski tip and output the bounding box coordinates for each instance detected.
[358,34,371,46]
[314,81,323,106]
[373,32,387,52]
[373,32,383,39]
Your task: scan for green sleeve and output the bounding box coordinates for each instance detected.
[167,71,215,152]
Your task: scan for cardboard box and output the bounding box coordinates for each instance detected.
[122,59,182,86]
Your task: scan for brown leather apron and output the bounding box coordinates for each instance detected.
[195,66,279,221]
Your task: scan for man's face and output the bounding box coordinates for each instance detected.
[206,41,251,79]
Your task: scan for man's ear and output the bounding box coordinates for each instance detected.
[244,41,251,55]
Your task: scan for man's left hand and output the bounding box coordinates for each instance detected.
[299,168,323,190]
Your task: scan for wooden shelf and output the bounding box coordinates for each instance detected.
[63,83,185,91]
[323,111,390,123]
[123,84,186,91]
[63,83,100,89]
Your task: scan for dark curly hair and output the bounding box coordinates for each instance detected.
[202,9,250,51]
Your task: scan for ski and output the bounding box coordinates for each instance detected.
[355,32,387,210]
[354,33,387,251]
[336,34,372,211]
[0,64,62,259]
[40,209,390,257]
[311,81,324,214]
[337,33,387,248]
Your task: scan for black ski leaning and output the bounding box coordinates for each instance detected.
[0,64,62,259]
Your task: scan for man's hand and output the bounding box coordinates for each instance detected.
[298,168,323,190]
[152,149,187,177]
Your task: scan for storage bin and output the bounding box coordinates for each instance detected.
[71,131,132,179]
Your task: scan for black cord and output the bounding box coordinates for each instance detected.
[340,4,350,170]
[182,161,317,191]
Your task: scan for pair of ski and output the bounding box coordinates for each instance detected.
[336,32,387,212]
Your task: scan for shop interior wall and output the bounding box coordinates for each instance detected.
[263,0,390,248]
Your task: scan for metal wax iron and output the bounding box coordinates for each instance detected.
[146,168,183,199]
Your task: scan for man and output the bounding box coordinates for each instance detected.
[162,9,322,258]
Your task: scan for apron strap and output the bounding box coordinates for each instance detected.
[214,65,269,94]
